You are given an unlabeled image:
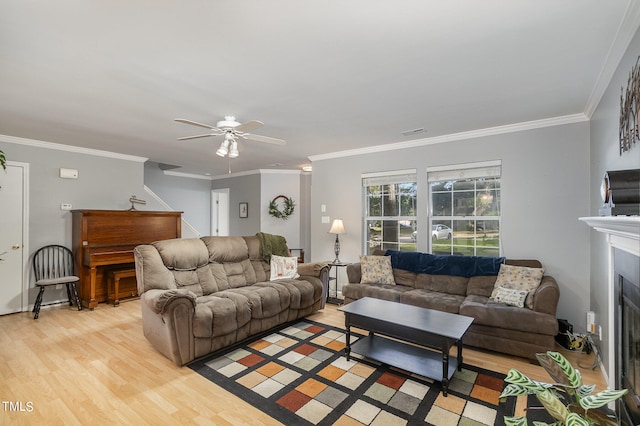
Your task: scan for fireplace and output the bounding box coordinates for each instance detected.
[615,248,640,426]
[580,216,640,425]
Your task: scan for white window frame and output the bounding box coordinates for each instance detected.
[427,161,502,256]
[362,169,417,254]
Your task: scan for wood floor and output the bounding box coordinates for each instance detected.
[0,301,607,425]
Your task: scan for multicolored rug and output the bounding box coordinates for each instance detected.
[188,320,517,425]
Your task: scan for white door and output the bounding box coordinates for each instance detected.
[0,162,29,315]
[211,189,230,236]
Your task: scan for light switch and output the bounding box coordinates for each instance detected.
[321,204,326,212]
[321,216,330,224]
[59,168,78,179]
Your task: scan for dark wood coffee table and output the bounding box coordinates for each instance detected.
[338,297,474,396]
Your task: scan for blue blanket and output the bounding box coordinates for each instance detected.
[384,250,504,277]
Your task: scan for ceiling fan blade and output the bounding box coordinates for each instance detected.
[234,120,264,133]
[177,134,216,141]
[175,118,217,130]
[244,133,286,145]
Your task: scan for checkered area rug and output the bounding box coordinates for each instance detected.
[188,320,516,425]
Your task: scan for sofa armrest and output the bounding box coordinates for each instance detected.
[532,275,560,316]
[298,262,330,309]
[140,288,197,366]
[142,288,197,315]
[346,263,362,283]
[297,261,328,278]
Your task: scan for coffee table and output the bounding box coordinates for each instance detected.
[338,297,474,396]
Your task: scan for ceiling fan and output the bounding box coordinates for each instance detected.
[175,116,286,158]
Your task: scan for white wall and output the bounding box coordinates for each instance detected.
[310,122,591,330]
[261,171,301,249]
[588,28,640,377]
[0,136,147,305]
[211,172,262,236]
[144,162,211,235]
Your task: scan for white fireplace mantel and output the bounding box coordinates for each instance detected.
[579,215,639,390]
[579,216,640,256]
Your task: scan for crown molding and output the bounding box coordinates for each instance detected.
[163,170,214,180]
[0,134,148,163]
[584,0,640,118]
[308,113,588,162]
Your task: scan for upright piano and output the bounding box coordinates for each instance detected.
[72,210,182,309]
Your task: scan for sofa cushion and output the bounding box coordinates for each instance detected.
[490,264,544,309]
[466,275,498,298]
[415,274,468,296]
[342,283,413,302]
[399,289,465,314]
[193,293,252,338]
[360,255,394,285]
[151,238,217,295]
[460,296,558,335]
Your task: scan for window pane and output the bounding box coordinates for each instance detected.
[398,183,417,216]
[476,189,500,216]
[429,168,501,256]
[381,185,399,216]
[453,191,474,216]
[432,192,452,216]
[367,186,381,216]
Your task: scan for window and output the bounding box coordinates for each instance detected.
[363,170,417,254]
[428,162,501,256]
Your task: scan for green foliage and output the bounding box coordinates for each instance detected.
[269,196,295,220]
[0,149,5,170]
[499,351,627,425]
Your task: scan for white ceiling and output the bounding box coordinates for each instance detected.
[0,1,637,176]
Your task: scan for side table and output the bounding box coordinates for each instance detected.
[327,262,347,305]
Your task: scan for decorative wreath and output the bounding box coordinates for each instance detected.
[269,195,295,220]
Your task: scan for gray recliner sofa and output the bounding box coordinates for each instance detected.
[134,235,329,366]
[344,252,559,360]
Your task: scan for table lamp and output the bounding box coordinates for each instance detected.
[328,219,346,263]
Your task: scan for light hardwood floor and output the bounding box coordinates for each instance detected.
[0,301,606,425]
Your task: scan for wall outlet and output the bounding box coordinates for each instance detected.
[586,311,595,333]
[598,324,602,341]
[60,203,73,210]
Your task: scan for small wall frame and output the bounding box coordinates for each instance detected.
[239,202,248,218]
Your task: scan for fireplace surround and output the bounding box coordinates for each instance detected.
[580,216,640,425]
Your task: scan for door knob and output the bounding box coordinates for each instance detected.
[12,244,21,250]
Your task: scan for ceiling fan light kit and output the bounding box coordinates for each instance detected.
[176,115,286,160]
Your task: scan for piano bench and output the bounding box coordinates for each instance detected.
[107,268,138,307]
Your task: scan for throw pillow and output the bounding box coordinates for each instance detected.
[270,255,300,281]
[360,255,395,285]
[490,263,544,309]
[491,287,528,308]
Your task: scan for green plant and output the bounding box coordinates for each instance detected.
[0,149,5,170]
[269,195,295,220]
[500,351,627,426]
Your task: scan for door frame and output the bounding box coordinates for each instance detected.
[3,161,30,312]
[211,188,230,236]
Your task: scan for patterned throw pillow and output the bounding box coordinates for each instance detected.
[270,255,300,281]
[490,264,544,309]
[360,255,395,285]
[492,287,528,308]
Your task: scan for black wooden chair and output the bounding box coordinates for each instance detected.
[32,245,82,319]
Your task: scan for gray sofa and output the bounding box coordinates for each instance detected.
[344,254,560,360]
[134,235,329,366]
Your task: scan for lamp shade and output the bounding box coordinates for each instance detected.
[328,219,346,234]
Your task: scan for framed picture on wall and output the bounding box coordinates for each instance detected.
[239,202,248,218]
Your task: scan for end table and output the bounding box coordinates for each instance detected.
[327,262,347,305]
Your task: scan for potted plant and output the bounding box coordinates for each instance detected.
[0,148,5,170]
[500,351,627,426]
